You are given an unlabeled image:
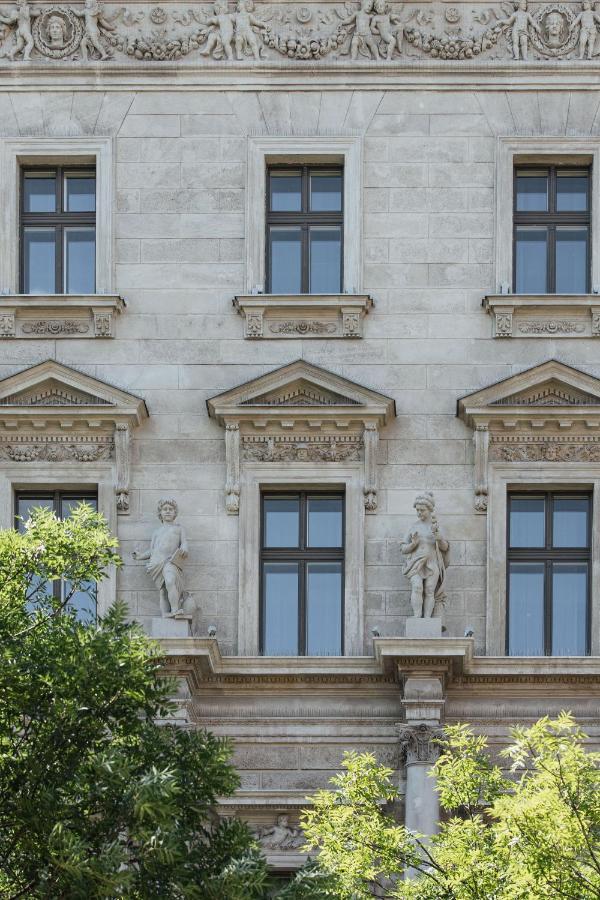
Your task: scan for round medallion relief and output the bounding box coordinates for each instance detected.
[33,6,83,58]
[530,3,578,56]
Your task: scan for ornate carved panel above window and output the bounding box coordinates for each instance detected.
[233,294,373,340]
[484,295,600,339]
[207,359,395,515]
[458,359,600,513]
[0,295,125,339]
[0,360,148,514]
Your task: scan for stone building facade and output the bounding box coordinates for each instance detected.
[2,0,600,870]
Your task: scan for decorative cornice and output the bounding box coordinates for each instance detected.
[233,294,373,340]
[0,295,125,340]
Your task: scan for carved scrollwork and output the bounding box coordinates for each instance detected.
[398,723,444,766]
[268,320,337,335]
[242,435,362,462]
[0,438,114,462]
[21,319,89,335]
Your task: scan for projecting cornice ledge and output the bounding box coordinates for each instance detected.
[159,636,600,689]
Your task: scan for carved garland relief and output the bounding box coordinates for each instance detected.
[0,0,598,62]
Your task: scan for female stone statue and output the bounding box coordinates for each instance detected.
[401,492,449,618]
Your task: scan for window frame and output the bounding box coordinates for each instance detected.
[265,165,344,295]
[15,487,99,615]
[506,491,591,656]
[512,164,591,294]
[20,165,96,295]
[259,490,345,656]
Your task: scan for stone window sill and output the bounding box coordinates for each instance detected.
[0,294,125,339]
[233,293,373,339]
[484,294,600,338]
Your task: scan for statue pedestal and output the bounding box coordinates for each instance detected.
[150,614,192,638]
[405,617,442,639]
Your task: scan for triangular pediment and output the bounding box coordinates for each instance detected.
[208,360,395,425]
[0,361,148,425]
[459,361,600,425]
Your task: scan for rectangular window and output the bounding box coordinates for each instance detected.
[20,167,96,294]
[507,492,590,656]
[513,166,590,294]
[260,492,344,656]
[15,490,98,621]
[266,166,343,294]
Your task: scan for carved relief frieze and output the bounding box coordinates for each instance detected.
[517,319,586,335]
[3,0,597,64]
[21,319,90,335]
[490,435,600,462]
[484,296,600,339]
[268,320,337,336]
[234,295,372,340]
[0,297,124,340]
[242,434,363,462]
[0,435,114,461]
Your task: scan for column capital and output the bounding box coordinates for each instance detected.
[398,723,444,766]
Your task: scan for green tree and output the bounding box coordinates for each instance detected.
[0,503,269,899]
[300,714,600,900]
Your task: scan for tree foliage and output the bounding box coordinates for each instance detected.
[301,714,600,900]
[0,504,269,899]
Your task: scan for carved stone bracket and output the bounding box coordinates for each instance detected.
[234,294,373,340]
[484,295,600,339]
[114,423,131,514]
[225,422,241,515]
[398,723,444,766]
[363,422,379,512]
[0,295,125,339]
[473,425,489,513]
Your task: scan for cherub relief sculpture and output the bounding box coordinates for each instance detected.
[0,0,38,60]
[340,0,380,59]
[132,498,189,616]
[256,815,304,851]
[200,0,235,59]
[400,492,449,619]
[74,0,113,60]
[234,0,265,60]
[497,0,541,59]
[573,0,600,57]
[371,0,404,57]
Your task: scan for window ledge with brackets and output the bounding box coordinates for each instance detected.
[0,294,125,339]
[233,294,373,339]
[484,294,600,339]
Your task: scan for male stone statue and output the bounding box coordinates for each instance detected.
[400,491,449,618]
[497,0,540,60]
[133,498,188,616]
[256,814,304,850]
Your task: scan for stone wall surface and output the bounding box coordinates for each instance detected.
[4,29,600,836]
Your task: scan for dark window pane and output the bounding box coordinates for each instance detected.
[310,172,342,211]
[269,172,302,212]
[510,497,545,548]
[508,562,545,656]
[307,497,343,548]
[264,497,299,548]
[269,226,302,293]
[552,562,587,656]
[263,562,299,655]
[23,227,56,294]
[556,172,588,212]
[516,172,548,212]
[515,226,548,293]
[17,496,54,532]
[306,562,342,656]
[309,226,341,293]
[553,497,589,548]
[23,174,56,213]
[65,175,96,212]
[555,227,588,293]
[64,227,95,293]
[60,496,97,518]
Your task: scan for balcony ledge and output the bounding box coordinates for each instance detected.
[0,294,125,338]
[233,293,373,339]
[484,293,600,338]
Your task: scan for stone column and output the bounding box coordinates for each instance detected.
[398,674,445,846]
[398,723,443,838]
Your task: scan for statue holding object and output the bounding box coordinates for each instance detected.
[401,492,449,619]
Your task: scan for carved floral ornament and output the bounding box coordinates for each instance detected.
[458,359,600,513]
[0,360,148,515]
[1,0,599,62]
[207,359,395,515]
